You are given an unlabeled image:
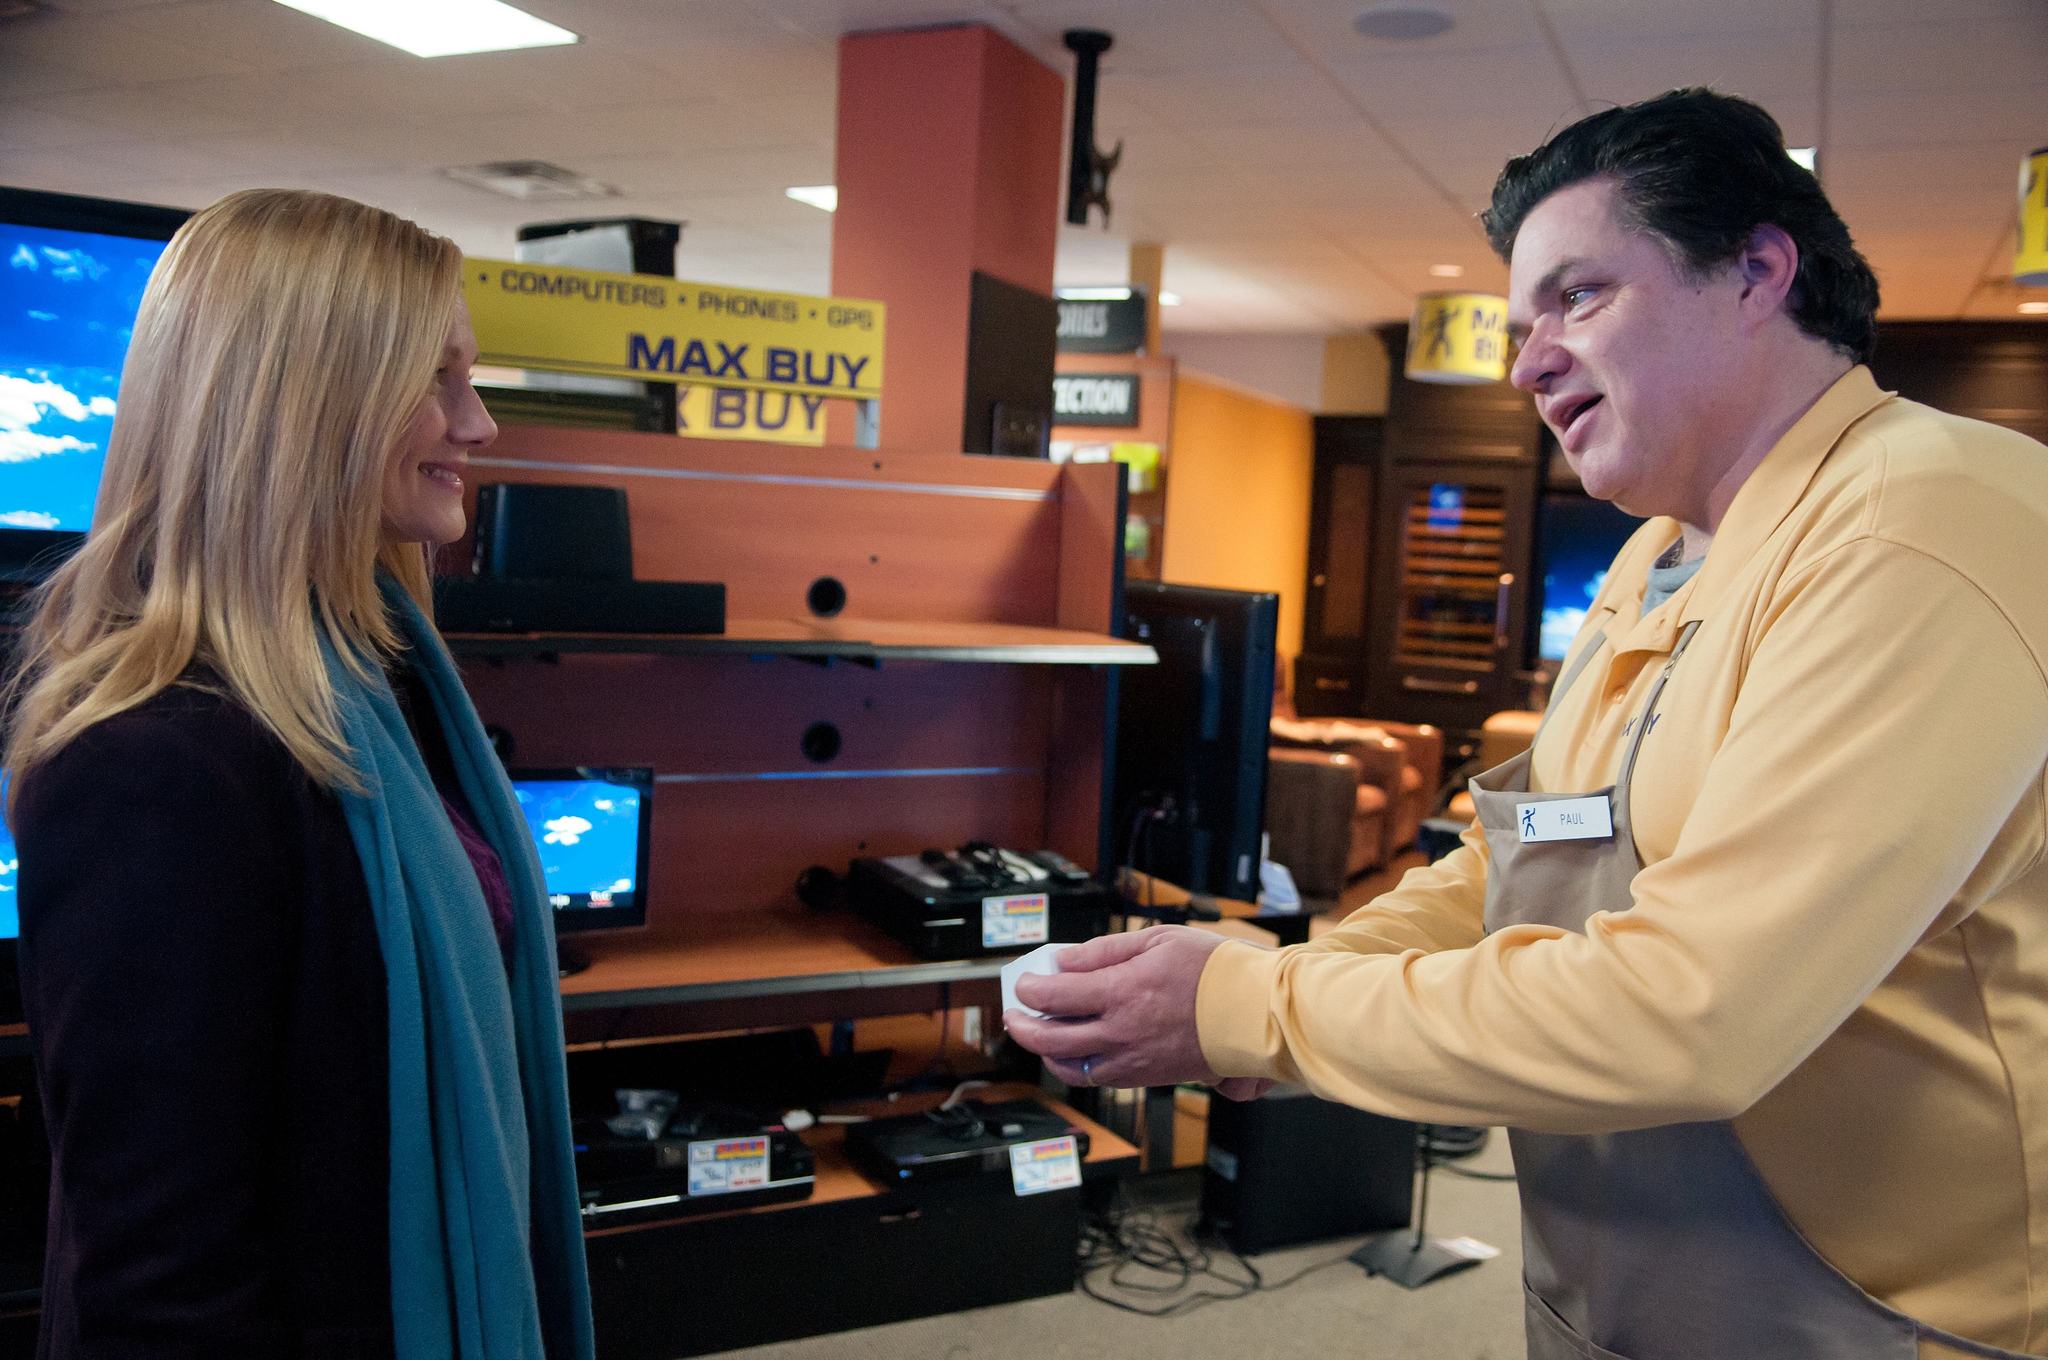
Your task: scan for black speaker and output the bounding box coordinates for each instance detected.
[1200,1084,1414,1253]
[472,483,633,582]
[963,271,1057,457]
[433,576,724,636]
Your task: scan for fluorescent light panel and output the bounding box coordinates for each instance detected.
[1429,263,1464,278]
[1058,287,1133,301]
[273,0,577,58]
[2020,301,2048,315]
[1158,292,1183,306]
[785,185,838,212]
[1787,146,1818,173]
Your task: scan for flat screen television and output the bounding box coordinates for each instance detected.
[0,186,190,579]
[509,767,654,935]
[1532,493,1644,664]
[1113,582,1278,902]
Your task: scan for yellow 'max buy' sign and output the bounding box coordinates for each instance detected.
[462,260,886,401]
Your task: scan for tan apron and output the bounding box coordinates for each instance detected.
[1468,624,2034,1360]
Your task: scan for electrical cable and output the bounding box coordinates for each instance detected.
[1436,1163,1518,1183]
[1074,1187,1357,1318]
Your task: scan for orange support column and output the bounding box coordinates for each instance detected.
[829,24,1065,453]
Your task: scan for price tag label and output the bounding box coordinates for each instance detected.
[983,892,1050,948]
[1009,1135,1082,1197]
[687,1136,770,1196]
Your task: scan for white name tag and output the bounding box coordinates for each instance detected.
[1516,795,1614,843]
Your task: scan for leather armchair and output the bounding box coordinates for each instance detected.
[1265,716,1443,897]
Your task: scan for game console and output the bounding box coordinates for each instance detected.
[574,1100,814,1228]
[843,1099,1091,1186]
[844,844,1113,960]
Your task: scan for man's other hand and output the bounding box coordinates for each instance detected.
[1004,926,1236,1090]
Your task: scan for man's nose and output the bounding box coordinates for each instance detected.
[1510,317,1564,393]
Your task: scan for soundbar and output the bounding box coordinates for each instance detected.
[433,576,725,635]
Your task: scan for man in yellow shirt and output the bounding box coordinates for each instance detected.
[1008,88,2048,1359]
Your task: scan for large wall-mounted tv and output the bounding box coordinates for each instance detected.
[1532,493,1644,664]
[0,186,190,579]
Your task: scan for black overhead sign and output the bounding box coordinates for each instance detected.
[1053,372,1142,427]
[1056,294,1146,353]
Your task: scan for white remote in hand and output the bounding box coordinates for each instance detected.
[1000,942,1072,1019]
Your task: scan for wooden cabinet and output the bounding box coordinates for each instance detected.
[1361,460,1537,730]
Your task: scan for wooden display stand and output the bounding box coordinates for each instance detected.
[446,423,1149,1351]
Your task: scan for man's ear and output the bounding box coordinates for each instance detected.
[1735,222,1800,324]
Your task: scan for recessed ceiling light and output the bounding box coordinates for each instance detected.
[442,160,616,201]
[1352,2,1454,41]
[785,185,838,212]
[1058,287,1134,301]
[1428,263,1464,278]
[2020,300,2048,315]
[1158,292,1183,307]
[1787,146,1818,173]
[273,0,577,58]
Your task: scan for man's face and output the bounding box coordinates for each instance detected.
[1506,178,1750,522]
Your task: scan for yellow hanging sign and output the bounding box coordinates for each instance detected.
[1406,291,1509,385]
[461,260,885,399]
[676,385,827,445]
[2016,147,2048,287]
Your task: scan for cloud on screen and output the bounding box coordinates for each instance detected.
[0,373,110,463]
[544,815,593,846]
[0,512,60,529]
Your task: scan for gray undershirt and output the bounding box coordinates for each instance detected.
[1642,537,1707,615]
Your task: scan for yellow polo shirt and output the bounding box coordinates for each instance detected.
[1197,366,2048,1355]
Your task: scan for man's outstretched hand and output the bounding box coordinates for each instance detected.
[1004,926,1265,1093]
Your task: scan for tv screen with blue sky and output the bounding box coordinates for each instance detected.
[512,776,646,914]
[1537,494,1645,663]
[1,222,169,532]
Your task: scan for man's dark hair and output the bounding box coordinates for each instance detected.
[1483,88,1880,364]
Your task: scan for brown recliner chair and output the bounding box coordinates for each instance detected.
[1265,715,1443,899]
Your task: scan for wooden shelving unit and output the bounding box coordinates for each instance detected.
[447,618,1156,667]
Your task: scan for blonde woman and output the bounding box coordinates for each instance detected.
[4,190,594,1359]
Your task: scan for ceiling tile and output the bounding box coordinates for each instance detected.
[1830,18,2048,96]
[1,9,256,85]
[1005,0,1306,73]
[1260,0,1553,59]
[1540,0,1818,48]
[1109,64,1360,128]
[1825,86,2043,152]
[1325,45,1582,130]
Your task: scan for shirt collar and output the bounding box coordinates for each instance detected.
[1671,365,1894,630]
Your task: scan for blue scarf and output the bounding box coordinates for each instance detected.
[322,575,595,1360]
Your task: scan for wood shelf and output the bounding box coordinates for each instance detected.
[446,618,1157,667]
[558,906,1007,1013]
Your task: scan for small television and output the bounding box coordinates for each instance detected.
[0,186,190,579]
[1113,582,1278,902]
[509,767,654,945]
[1532,493,1643,664]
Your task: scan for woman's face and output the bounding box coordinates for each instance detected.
[381,297,495,548]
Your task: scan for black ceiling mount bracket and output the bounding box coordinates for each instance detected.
[1063,29,1121,228]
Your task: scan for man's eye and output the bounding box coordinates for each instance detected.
[1562,286,1595,310]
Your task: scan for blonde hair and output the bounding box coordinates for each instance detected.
[3,188,462,793]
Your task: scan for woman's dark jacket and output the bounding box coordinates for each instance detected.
[14,683,395,1359]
